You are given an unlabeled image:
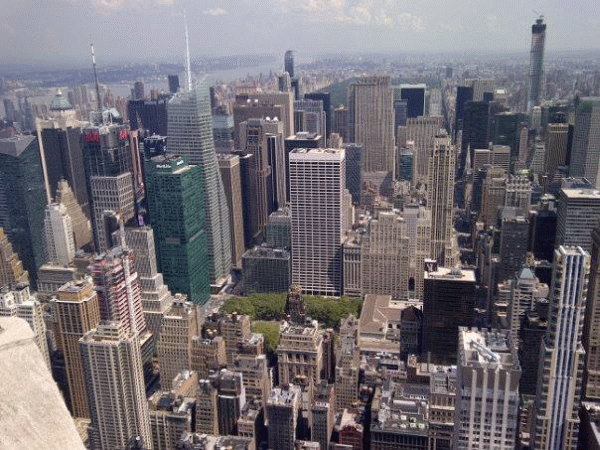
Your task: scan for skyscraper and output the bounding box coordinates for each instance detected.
[82,123,136,252]
[111,226,174,339]
[568,98,600,188]
[267,384,301,450]
[454,328,520,450]
[545,122,569,177]
[80,322,152,450]
[168,79,232,286]
[44,202,75,266]
[461,101,489,174]
[290,148,346,296]
[83,232,152,449]
[527,17,547,113]
[584,225,600,401]
[305,92,331,138]
[52,279,100,418]
[423,266,476,362]
[239,118,283,225]
[406,116,443,184]
[556,187,600,253]
[284,50,295,78]
[156,299,199,387]
[348,77,395,193]
[399,84,426,118]
[37,91,89,212]
[427,134,455,265]
[534,246,589,450]
[145,155,211,305]
[0,135,47,283]
[218,154,246,269]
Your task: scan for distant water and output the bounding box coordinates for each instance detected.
[7,62,280,112]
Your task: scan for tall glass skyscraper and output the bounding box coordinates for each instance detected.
[0,135,47,284]
[167,78,231,286]
[144,155,211,305]
[527,17,546,113]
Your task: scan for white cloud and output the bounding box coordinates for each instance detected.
[88,0,175,11]
[265,0,424,30]
[203,7,228,16]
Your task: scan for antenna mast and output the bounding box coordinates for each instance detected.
[184,11,192,90]
[90,41,102,110]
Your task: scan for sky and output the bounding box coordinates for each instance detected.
[1,0,600,66]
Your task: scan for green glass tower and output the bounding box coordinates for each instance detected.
[0,135,48,285]
[144,154,211,304]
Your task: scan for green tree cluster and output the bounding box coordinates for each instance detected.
[220,293,362,329]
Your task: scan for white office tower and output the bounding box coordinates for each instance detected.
[427,134,455,266]
[44,202,75,266]
[168,78,232,286]
[80,322,152,450]
[454,327,521,450]
[290,148,346,296]
[81,236,152,450]
[534,246,590,450]
[348,76,395,195]
[0,283,50,368]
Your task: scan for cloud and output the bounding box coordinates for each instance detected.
[263,0,424,30]
[83,0,175,11]
[486,14,498,33]
[203,7,228,15]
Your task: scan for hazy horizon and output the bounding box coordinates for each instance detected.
[2,0,600,67]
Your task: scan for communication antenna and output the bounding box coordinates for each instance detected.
[90,41,102,110]
[184,11,192,90]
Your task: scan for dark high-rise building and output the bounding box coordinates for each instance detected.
[168,75,180,94]
[284,50,295,79]
[568,98,600,188]
[461,101,489,174]
[345,144,363,205]
[144,154,211,304]
[529,207,557,263]
[423,267,476,362]
[333,105,349,142]
[0,135,47,285]
[493,111,521,166]
[142,135,167,159]
[453,86,473,140]
[498,207,529,283]
[39,92,89,212]
[305,92,331,138]
[527,17,546,113]
[82,123,139,252]
[127,96,169,135]
[132,81,145,100]
[232,151,258,249]
[519,302,549,396]
[400,84,426,118]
